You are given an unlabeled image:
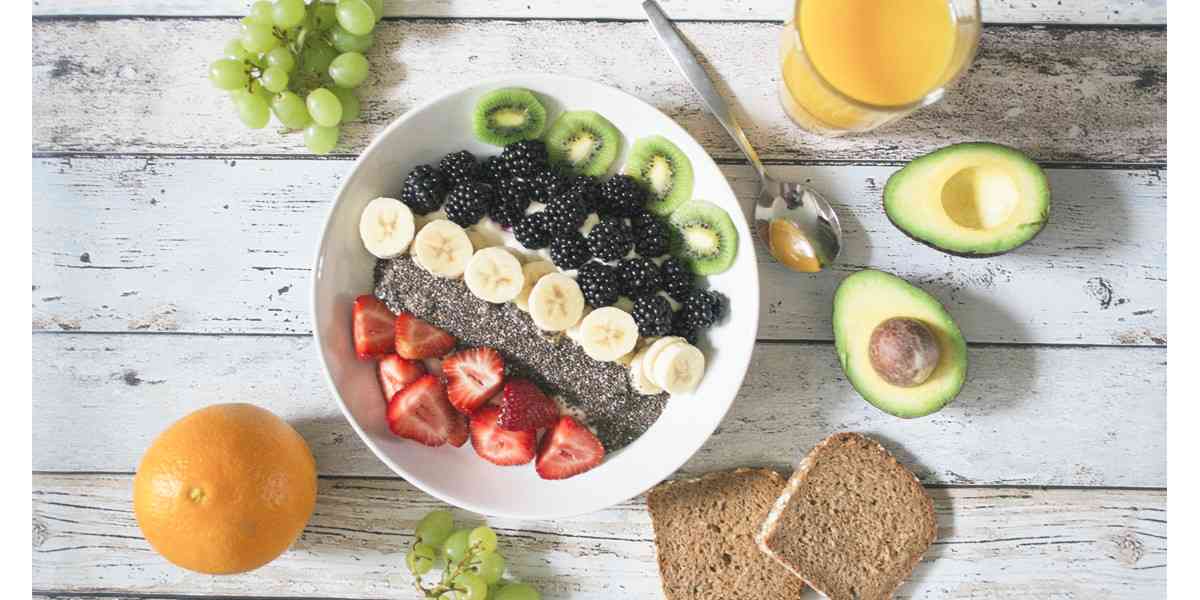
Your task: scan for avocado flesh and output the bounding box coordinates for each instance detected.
[884,143,1050,256]
[833,270,967,418]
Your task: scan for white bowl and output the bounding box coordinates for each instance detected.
[312,74,759,519]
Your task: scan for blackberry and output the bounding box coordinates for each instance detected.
[577,261,620,308]
[528,166,571,203]
[500,140,549,179]
[659,257,693,300]
[616,257,661,297]
[629,209,657,230]
[598,174,648,217]
[566,175,604,212]
[490,177,535,226]
[633,215,670,258]
[513,212,553,249]
[444,182,494,227]
[439,150,481,189]
[670,309,700,344]
[400,165,449,215]
[543,194,589,234]
[632,295,672,337]
[587,217,633,262]
[682,289,724,329]
[479,155,508,185]
[550,231,592,270]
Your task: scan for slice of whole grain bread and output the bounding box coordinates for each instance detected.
[647,468,806,599]
[756,432,937,600]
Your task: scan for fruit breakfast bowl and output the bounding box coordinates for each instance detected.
[312,74,759,519]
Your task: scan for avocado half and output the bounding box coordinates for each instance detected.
[884,143,1050,256]
[833,270,967,418]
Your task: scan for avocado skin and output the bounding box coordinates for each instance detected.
[883,142,1050,257]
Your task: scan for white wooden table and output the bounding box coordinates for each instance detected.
[31,1,1167,597]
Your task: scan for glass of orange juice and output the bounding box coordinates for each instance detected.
[779,0,981,136]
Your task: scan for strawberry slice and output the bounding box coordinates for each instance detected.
[394,312,456,359]
[447,412,469,448]
[378,355,427,401]
[535,416,605,480]
[386,375,457,447]
[443,347,505,414]
[353,295,396,359]
[497,379,559,431]
[469,406,536,465]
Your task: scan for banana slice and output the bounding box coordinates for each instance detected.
[465,247,525,303]
[359,197,415,258]
[528,273,585,332]
[515,261,558,312]
[466,225,505,251]
[629,348,663,395]
[565,306,593,345]
[640,336,686,386]
[579,306,639,362]
[412,219,473,278]
[651,342,706,395]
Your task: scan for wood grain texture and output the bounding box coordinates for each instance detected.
[29,0,1169,24]
[31,20,1166,163]
[32,473,1167,598]
[32,157,1167,345]
[32,333,1166,486]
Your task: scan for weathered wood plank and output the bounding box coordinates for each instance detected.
[32,333,1167,487]
[31,20,1165,163]
[30,0,1169,25]
[31,473,1167,598]
[32,158,1167,345]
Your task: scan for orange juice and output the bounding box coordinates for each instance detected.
[779,0,975,134]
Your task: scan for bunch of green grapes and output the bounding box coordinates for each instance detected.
[207,0,382,154]
[406,510,543,600]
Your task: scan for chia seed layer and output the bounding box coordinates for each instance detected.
[374,255,669,452]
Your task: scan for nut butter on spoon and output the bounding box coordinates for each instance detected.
[644,0,844,272]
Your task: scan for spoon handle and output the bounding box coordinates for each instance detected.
[642,0,769,184]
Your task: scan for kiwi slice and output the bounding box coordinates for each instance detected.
[624,135,694,216]
[669,199,738,275]
[544,110,622,177]
[472,87,548,146]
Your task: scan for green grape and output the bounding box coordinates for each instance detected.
[365,0,384,22]
[306,88,343,126]
[209,58,248,90]
[260,66,289,93]
[304,124,340,154]
[300,40,338,75]
[405,542,437,576]
[493,583,540,600]
[336,0,376,36]
[415,510,454,548]
[235,92,271,129]
[240,22,279,53]
[332,87,360,122]
[264,47,296,72]
[271,91,312,129]
[223,38,251,61]
[468,552,505,584]
[468,526,498,554]
[328,52,369,88]
[271,0,306,28]
[246,0,275,25]
[451,572,488,600]
[312,3,339,30]
[442,529,471,564]
[330,24,374,53]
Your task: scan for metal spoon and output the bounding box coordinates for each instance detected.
[642,0,843,272]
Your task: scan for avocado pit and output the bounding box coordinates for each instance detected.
[868,317,941,387]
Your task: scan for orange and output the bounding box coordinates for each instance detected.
[133,403,317,575]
